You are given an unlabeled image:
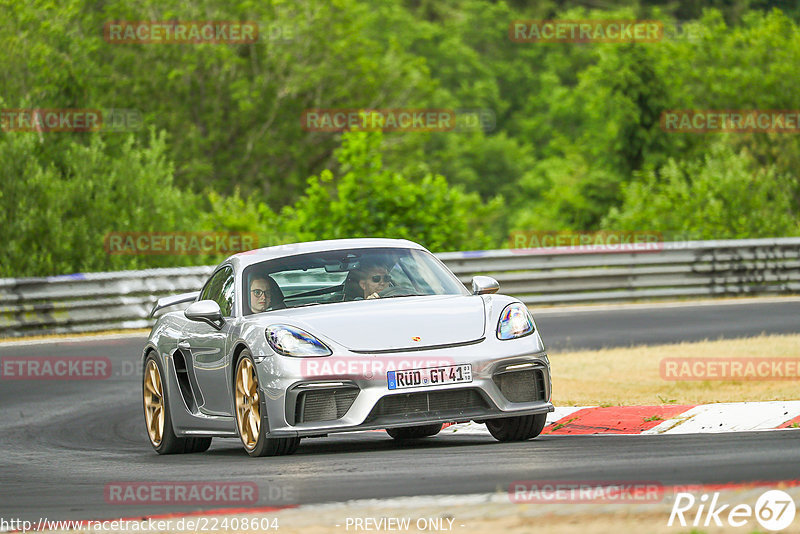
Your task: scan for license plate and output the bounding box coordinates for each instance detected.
[387,364,472,390]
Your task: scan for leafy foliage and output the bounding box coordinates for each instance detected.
[1,0,799,276]
[0,130,197,276]
[603,141,800,239]
[280,131,503,252]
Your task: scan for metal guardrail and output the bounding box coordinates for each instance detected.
[0,266,214,336]
[1,238,799,337]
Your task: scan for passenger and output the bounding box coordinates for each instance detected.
[248,275,285,313]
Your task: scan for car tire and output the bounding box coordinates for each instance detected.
[486,414,547,442]
[234,350,300,457]
[386,423,443,440]
[143,354,213,454]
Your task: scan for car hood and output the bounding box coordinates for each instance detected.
[263,295,486,352]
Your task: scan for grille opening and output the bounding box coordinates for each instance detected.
[295,387,359,424]
[493,368,546,403]
[367,388,488,421]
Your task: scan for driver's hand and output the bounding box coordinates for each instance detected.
[366,292,381,299]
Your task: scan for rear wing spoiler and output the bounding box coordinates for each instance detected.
[148,291,200,319]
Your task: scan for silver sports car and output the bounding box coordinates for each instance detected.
[142,238,553,456]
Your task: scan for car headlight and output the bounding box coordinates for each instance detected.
[266,325,332,357]
[497,303,535,340]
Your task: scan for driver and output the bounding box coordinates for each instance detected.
[357,261,392,300]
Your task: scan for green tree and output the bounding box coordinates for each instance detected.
[280,130,504,252]
[0,130,199,276]
[602,141,800,239]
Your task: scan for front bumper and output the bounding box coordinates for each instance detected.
[255,337,554,438]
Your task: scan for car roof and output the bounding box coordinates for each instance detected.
[226,237,427,271]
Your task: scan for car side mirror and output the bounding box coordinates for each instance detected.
[184,300,225,329]
[471,276,500,295]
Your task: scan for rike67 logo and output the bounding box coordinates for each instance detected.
[669,489,796,531]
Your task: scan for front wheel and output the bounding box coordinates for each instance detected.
[386,423,443,440]
[234,351,300,457]
[486,414,547,442]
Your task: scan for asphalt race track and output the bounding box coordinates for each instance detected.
[1,299,799,521]
[535,298,800,351]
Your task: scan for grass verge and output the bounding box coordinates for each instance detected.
[551,333,800,406]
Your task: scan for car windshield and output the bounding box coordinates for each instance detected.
[241,247,468,313]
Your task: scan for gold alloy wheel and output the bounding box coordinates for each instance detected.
[143,359,164,446]
[235,357,261,450]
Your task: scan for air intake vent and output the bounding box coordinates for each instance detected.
[173,351,198,412]
[368,388,487,420]
[493,369,546,403]
[295,388,359,424]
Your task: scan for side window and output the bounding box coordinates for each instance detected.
[200,269,226,302]
[218,272,235,317]
[200,267,235,317]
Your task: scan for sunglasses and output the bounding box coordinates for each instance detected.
[370,275,392,283]
[250,289,269,298]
